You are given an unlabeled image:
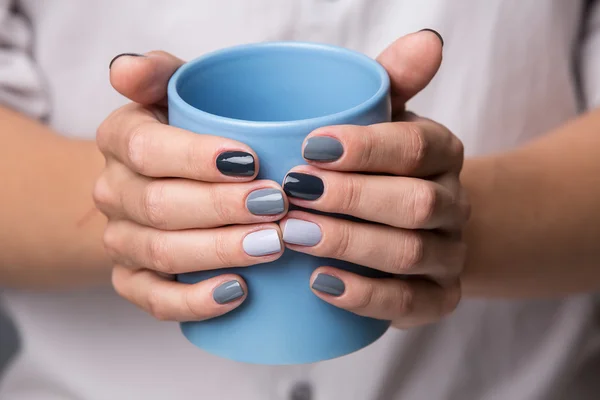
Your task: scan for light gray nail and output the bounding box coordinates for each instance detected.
[213,280,244,304]
[312,274,345,296]
[246,188,285,215]
[283,219,322,246]
[303,136,344,162]
[243,229,281,256]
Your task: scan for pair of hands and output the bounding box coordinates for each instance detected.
[94,30,469,329]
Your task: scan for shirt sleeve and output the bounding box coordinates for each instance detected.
[581,0,600,109]
[0,0,49,120]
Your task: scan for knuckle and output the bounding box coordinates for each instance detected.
[126,121,153,174]
[183,289,205,320]
[450,136,465,160]
[357,129,379,170]
[102,223,121,260]
[92,175,115,212]
[213,230,236,267]
[405,123,428,173]
[392,232,425,274]
[146,287,169,321]
[147,232,173,274]
[349,282,375,312]
[209,185,234,225]
[184,138,205,178]
[141,181,168,228]
[96,110,118,153]
[331,222,353,259]
[339,175,363,214]
[396,283,416,317]
[111,268,125,296]
[409,182,438,228]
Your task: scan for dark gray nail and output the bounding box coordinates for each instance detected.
[312,274,345,297]
[109,53,145,69]
[216,151,255,177]
[283,172,324,201]
[213,280,245,304]
[303,136,344,162]
[419,28,444,47]
[246,188,285,215]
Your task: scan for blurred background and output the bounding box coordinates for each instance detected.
[0,307,19,378]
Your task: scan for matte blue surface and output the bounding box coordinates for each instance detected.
[167,42,392,365]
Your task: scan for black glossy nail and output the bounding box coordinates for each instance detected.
[419,29,444,47]
[109,53,145,69]
[312,274,345,297]
[283,172,324,201]
[216,151,255,177]
[213,280,245,304]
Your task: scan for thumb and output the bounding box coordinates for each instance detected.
[109,51,185,106]
[377,29,444,115]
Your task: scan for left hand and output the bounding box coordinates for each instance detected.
[280,30,470,329]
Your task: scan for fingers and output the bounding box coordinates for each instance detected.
[94,163,286,229]
[302,117,464,177]
[109,51,185,106]
[281,212,465,279]
[308,268,460,326]
[283,166,467,230]
[112,266,247,321]
[376,29,444,115]
[96,104,258,181]
[104,221,283,274]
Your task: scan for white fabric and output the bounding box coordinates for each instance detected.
[1,1,600,399]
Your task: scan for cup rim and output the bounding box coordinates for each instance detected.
[167,41,390,129]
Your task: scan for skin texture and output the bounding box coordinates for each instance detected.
[1,33,599,328]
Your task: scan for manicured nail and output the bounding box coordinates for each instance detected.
[283,172,324,201]
[283,219,322,246]
[303,136,344,162]
[216,151,255,177]
[109,53,145,69]
[312,274,345,297]
[243,229,281,256]
[246,188,285,216]
[213,280,244,304]
[419,29,444,47]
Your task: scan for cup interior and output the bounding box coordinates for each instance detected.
[174,43,386,122]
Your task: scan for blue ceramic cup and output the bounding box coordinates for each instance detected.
[167,42,392,365]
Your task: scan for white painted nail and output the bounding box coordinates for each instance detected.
[283,219,322,246]
[243,229,281,256]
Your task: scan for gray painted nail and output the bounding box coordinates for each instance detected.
[283,219,322,246]
[312,274,345,297]
[243,229,281,256]
[246,188,285,215]
[303,136,344,162]
[213,280,244,304]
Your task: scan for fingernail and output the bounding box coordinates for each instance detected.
[213,280,244,304]
[243,229,281,256]
[246,188,285,216]
[109,53,145,69]
[283,172,324,201]
[303,136,344,162]
[419,29,444,47]
[216,151,255,177]
[312,274,345,297]
[283,219,322,246]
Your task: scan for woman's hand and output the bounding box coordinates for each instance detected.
[281,30,470,328]
[94,52,287,321]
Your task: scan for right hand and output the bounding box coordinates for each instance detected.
[94,51,287,321]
